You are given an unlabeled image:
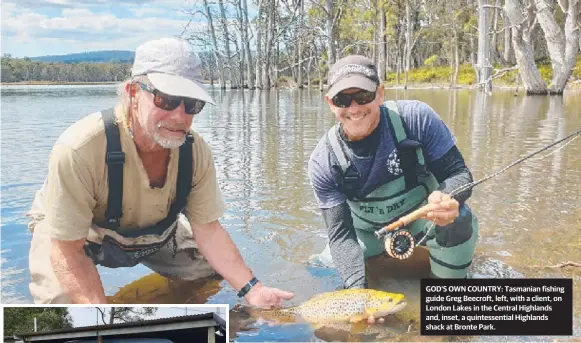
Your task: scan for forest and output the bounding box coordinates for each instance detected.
[2,0,580,94]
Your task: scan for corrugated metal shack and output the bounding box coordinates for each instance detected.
[5,313,226,343]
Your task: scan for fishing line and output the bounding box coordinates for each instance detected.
[415,127,581,247]
[447,128,581,201]
[529,134,580,160]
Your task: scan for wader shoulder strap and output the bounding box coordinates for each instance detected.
[171,134,194,216]
[145,133,194,231]
[102,108,125,229]
[383,101,407,143]
[383,101,428,188]
[327,125,350,173]
[384,100,427,166]
[326,125,360,199]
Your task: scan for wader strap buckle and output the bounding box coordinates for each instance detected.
[106,151,125,164]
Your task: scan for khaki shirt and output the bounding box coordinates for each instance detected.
[27,107,226,241]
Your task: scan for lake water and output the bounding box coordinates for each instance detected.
[1,85,580,341]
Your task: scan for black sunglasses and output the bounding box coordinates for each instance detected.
[332,90,377,108]
[136,81,206,115]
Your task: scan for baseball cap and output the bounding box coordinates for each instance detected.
[326,55,380,98]
[131,37,215,105]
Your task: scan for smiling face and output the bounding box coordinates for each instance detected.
[325,86,384,141]
[133,84,194,150]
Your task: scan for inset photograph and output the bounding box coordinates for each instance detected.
[3,306,227,343]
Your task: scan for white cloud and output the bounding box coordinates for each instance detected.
[1,3,19,24]
[1,1,216,57]
[1,2,17,14]
[129,7,166,17]
[1,0,159,9]
[125,2,193,18]
[45,0,73,5]
[1,7,202,49]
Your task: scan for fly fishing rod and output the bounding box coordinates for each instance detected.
[375,127,581,259]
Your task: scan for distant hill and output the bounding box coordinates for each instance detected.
[29,50,134,64]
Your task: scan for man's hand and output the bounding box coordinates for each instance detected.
[423,191,459,226]
[244,282,295,309]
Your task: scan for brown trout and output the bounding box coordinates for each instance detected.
[246,289,407,325]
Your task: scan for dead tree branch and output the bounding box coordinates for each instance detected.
[529,261,581,268]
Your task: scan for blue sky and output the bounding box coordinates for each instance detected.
[0,0,218,58]
[68,306,227,327]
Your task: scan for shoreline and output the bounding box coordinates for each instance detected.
[0,81,214,86]
[3,80,580,90]
[1,81,118,85]
[382,81,581,90]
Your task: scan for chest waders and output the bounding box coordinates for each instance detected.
[83,108,194,268]
[327,101,478,278]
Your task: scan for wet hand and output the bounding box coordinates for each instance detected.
[244,282,295,309]
[423,191,459,227]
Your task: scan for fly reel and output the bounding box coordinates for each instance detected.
[384,229,415,260]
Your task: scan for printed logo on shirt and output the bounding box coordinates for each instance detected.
[387,149,403,176]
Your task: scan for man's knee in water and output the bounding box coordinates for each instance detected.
[427,205,478,279]
[434,204,476,248]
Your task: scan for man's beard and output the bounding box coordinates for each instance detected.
[153,133,186,149]
[151,120,188,149]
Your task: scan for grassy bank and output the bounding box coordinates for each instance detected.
[383,56,581,89]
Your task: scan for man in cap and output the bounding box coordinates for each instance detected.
[26,37,295,306]
[308,55,479,294]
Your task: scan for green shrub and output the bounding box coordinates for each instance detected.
[535,56,551,65]
[497,69,519,85]
[573,56,581,79]
[424,55,439,67]
[408,68,436,82]
[457,69,476,85]
[311,77,324,85]
[379,57,580,87]
[276,75,295,88]
[538,65,553,83]
[385,72,396,82]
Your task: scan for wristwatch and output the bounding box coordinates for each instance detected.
[237,277,259,298]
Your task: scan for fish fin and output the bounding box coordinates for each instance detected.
[305,292,334,302]
[304,288,358,302]
[350,321,368,335]
[254,308,299,324]
[349,315,367,323]
[312,323,324,330]
[365,308,377,317]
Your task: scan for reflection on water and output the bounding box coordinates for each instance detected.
[1,85,580,341]
[106,273,224,305]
